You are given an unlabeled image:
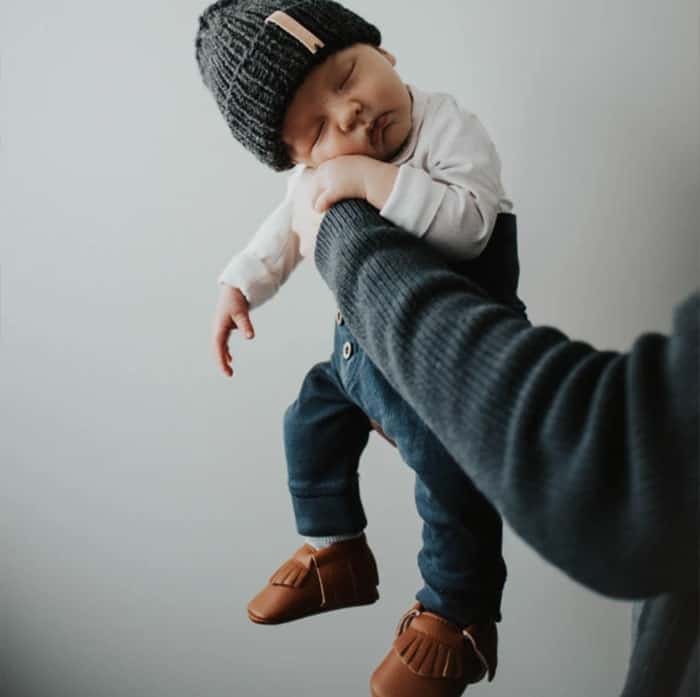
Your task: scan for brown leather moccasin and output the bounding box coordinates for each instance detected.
[370,603,497,697]
[247,534,379,625]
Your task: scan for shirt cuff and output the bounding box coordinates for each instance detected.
[217,252,276,310]
[379,164,447,238]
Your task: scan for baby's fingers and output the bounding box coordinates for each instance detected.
[314,188,334,213]
[213,319,234,377]
[232,310,255,340]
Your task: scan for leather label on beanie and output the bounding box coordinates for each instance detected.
[265,10,325,54]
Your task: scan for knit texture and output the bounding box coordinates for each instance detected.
[195,0,381,170]
[315,199,699,596]
[314,199,699,696]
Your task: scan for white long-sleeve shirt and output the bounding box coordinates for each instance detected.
[218,85,513,309]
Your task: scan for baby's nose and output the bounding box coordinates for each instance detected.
[339,101,364,133]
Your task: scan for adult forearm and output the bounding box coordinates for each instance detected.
[315,200,699,598]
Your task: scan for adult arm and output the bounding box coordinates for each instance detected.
[315,199,699,599]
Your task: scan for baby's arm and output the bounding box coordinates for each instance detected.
[313,98,508,261]
[218,181,303,309]
[380,96,509,260]
[213,169,304,376]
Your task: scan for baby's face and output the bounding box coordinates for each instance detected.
[282,44,413,169]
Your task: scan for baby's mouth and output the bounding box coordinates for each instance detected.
[369,112,390,148]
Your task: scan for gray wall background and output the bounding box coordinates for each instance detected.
[2,1,698,695]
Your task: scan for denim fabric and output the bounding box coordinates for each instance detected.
[315,202,700,691]
[284,319,506,626]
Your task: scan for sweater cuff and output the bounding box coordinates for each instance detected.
[316,199,387,260]
[321,197,387,232]
[315,199,392,297]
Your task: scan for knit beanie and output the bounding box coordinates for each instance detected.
[195,0,381,171]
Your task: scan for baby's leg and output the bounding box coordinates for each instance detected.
[284,360,371,540]
[246,360,377,625]
[351,358,505,627]
[413,466,505,626]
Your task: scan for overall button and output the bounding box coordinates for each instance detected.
[335,310,344,326]
[342,341,353,360]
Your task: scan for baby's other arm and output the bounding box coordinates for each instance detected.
[212,169,304,377]
[217,182,303,310]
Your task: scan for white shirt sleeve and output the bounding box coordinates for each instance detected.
[380,95,510,260]
[217,167,305,310]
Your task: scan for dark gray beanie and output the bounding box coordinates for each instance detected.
[195,0,381,171]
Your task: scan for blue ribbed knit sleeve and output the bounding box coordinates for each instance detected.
[315,199,699,599]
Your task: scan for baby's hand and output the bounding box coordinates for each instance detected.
[212,285,254,377]
[312,155,370,212]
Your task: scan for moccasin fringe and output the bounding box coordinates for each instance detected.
[269,558,310,588]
